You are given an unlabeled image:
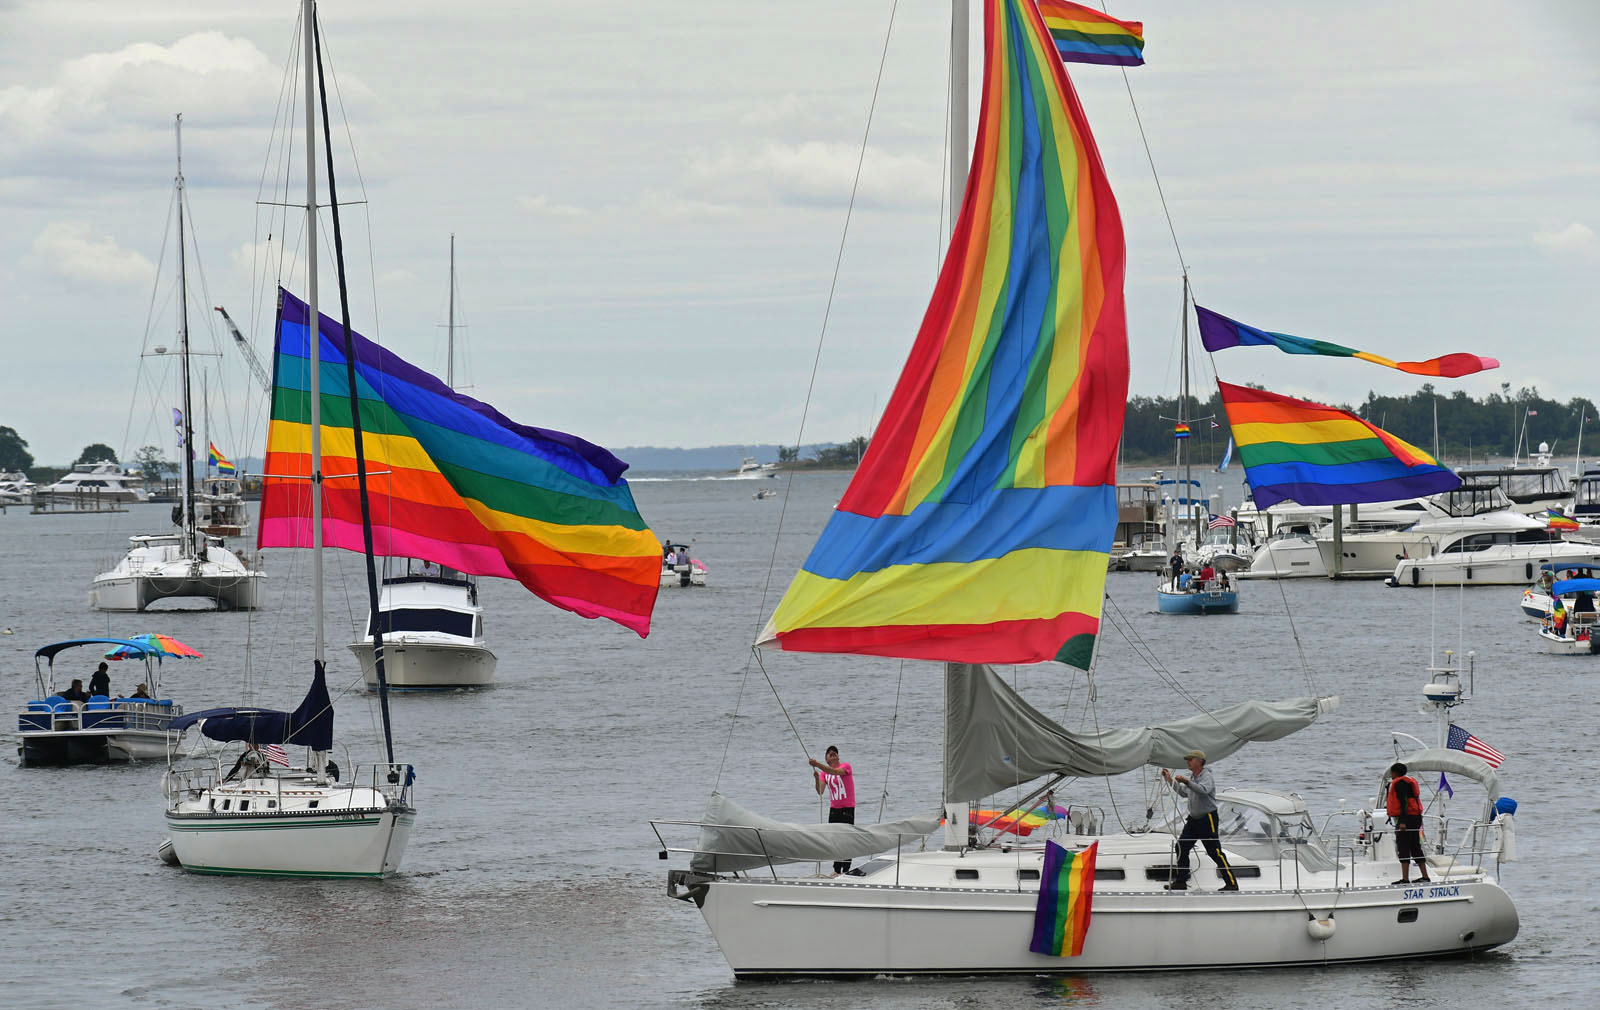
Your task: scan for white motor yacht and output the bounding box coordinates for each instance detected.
[1317,483,1522,578]
[733,457,778,479]
[0,470,34,505]
[349,559,496,690]
[1388,514,1600,587]
[38,462,148,504]
[1237,524,1326,579]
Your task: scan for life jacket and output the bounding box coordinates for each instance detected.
[1386,775,1423,817]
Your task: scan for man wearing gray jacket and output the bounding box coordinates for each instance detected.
[1160,749,1239,891]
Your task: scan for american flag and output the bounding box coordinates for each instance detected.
[1447,724,1504,768]
[1208,515,1236,530]
[262,743,289,767]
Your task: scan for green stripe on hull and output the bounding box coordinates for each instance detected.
[167,818,383,832]
[180,865,387,879]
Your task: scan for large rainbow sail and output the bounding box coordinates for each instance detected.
[259,289,662,636]
[1197,304,1500,379]
[760,0,1128,668]
[1218,381,1460,508]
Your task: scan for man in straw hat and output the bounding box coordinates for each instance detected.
[1160,749,1239,891]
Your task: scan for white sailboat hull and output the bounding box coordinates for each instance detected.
[165,807,414,878]
[690,870,1517,976]
[89,569,264,611]
[349,639,497,689]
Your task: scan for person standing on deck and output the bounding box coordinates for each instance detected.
[810,746,856,875]
[1161,749,1238,891]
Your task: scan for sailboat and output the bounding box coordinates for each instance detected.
[347,237,497,690]
[1155,279,1237,614]
[656,0,1516,975]
[89,115,266,613]
[161,2,414,878]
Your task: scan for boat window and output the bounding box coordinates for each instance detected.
[222,799,231,810]
[309,800,319,808]
[1093,868,1126,881]
[370,608,474,638]
[240,800,249,811]
[1017,869,1040,881]
[267,800,277,809]
[954,868,980,880]
[1397,908,1419,923]
[1513,530,1561,545]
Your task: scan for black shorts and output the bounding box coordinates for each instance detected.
[1394,814,1424,861]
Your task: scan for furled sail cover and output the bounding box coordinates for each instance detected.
[689,792,942,873]
[260,289,662,636]
[169,661,334,751]
[761,0,1128,669]
[944,663,1337,803]
[1218,381,1460,509]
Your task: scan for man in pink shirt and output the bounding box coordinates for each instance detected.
[810,746,855,874]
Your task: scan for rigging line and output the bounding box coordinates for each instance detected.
[1101,591,1244,733]
[1267,556,1321,696]
[754,0,902,641]
[1099,0,1185,271]
[876,660,907,822]
[714,0,904,800]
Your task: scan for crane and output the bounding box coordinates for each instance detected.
[214,305,272,393]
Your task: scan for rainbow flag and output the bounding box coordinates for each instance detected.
[1219,381,1460,508]
[1546,512,1580,531]
[1173,423,1190,439]
[1030,840,1098,957]
[259,289,661,636]
[973,802,1069,836]
[759,0,1128,669]
[1038,1,1144,66]
[1197,304,1498,378]
[207,442,236,476]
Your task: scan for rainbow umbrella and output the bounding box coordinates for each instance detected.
[104,633,204,661]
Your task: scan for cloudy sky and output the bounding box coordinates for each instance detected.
[2,0,1597,467]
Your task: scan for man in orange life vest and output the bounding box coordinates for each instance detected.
[1386,762,1432,885]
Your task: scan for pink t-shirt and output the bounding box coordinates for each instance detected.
[820,762,855,809]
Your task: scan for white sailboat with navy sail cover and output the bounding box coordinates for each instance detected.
[653,0,1516,976]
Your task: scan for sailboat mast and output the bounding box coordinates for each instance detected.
[175,114,196,558]
[1182,273,1197,547]
[447,233,455,390]
[949,0,969,242]
[302,0,324,665]
[943,0,971,853]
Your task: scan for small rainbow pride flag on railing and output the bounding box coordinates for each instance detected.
[1030,840,1098,957]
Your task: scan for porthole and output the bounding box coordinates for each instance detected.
[1398,907,1419,924]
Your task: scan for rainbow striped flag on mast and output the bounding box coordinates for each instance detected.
[259,289,662,636]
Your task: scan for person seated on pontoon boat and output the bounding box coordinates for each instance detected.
[130,683,151,699]
[60,679,90,703]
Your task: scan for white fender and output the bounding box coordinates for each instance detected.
[1493,813,1517,863]
[1307,914,1336,941]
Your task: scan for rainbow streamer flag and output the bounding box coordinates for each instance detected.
[1545,511,1580,531]
[1219,381,1460,508]
[1173,423,1190,439]
[759,0,1128,669]
[207,442,236,476]
[259,289,661,636]
[1197,304,1499,378]
[1029,840,1098,957]
[973,803,1069,836]
[1038,1,1144,66]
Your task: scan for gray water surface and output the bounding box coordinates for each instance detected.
[0,473,1589,1009]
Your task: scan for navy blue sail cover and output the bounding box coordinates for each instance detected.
[170,662,333,750]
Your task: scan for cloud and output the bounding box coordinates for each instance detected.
[1534,222,1597,255]
[688,141,941,210]
[518,194,589,217]
[30,221,154,286]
